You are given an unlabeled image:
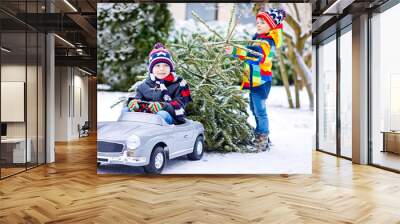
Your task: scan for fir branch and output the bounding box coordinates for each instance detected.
[191,11,225,40]
[226,4,237,42]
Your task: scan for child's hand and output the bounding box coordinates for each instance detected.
[225,45,233,54]
[148,102,163,113]
[127,99,140,112]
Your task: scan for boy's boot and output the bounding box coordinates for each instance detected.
[246,134,261,152]
[253,133,260,144]
[256,134,270,152]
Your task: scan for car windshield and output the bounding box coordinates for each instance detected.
[118,112,168,126]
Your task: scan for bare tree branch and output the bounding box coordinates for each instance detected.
[293,4,300,22]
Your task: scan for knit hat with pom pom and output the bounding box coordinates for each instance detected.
[148,42,175,74]
[256,8,286,29]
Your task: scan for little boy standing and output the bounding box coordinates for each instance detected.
[225,8,286,151]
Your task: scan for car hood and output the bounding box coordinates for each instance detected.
[98,121,161,142]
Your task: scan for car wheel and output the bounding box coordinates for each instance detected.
[144,146,166,174]
[188,135,204,161]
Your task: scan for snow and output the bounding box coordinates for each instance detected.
[97,86,313,174]
[97,84,112,91]
[97,91,131,122]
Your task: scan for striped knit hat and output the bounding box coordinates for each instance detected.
[256,8,286,29]
[148,43,175,74]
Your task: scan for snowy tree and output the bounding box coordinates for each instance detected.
[97,3,173,91]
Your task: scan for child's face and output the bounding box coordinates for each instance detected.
[153,63,170,79]
[256,18,271,34]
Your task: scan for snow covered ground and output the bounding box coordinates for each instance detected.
[97,86,313,174]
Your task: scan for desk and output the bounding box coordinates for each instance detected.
[1,138,31,163]
[381,131,400,154]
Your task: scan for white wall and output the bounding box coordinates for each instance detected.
[217,3,234,22]
[54,67,89,141]
[1,65,30,137]
[72,72,89,138]
[1,63,46,164]
[168,3,186,22]
[55,66,69,141]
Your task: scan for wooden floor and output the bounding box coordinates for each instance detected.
[1,167,26,178]
[1,135,400,224]
[373,151,400,171]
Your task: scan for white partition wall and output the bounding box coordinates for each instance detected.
[54,67,89,141]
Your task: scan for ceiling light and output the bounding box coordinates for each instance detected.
[322,0,355,15]
[1,47,11,53]
[54,34,75,48]
[323,0,343,14]
[78,67,93,76]
[63,0,78,12]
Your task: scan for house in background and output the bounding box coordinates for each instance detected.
[168,3,255,25]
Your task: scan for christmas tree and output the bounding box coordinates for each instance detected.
[167,6,258,152]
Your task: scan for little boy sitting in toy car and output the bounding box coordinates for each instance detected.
[126,43,192,125]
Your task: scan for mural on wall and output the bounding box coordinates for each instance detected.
[97,3,313,174]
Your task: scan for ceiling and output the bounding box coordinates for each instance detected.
[0,0,97,74]
[312,0,390,44]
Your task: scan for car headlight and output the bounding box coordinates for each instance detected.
[126,134,141,150]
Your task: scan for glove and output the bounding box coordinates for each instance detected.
[127,99,140,112]
[148,102,163,113]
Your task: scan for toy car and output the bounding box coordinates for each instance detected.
[97,111,205,174]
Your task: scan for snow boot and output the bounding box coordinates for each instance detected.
[246,145,260,153]
[255,134,269,152]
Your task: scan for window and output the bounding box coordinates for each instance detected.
[370,3,400,171]
[186,3,217,22]
[317,36,337,154]
[237,3,255,25]
[339,28,352,158]
[0,0,46,179]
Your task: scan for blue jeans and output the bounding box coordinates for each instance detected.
[249,82,272,135]
[157,110,174,125]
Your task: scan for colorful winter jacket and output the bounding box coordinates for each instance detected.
[129,73,192,124]
[231,25,283,90]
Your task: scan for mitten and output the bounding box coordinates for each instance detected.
[148,102,163,113]
[127,99,140,112]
